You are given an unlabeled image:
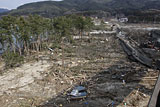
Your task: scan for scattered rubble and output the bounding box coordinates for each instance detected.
[39,26,159,107]
[68,86,87,100]
[0,23,159,107]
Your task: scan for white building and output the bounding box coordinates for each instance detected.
[119,18,128,23]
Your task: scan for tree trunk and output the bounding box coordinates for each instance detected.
[19,48,22,56]
[12,43,16,54]
[36,43,39,52]
[81,29,83,42]
[62,38,65,70]
[27,42,30,55]
[36,36,41,61]
[62,43,64,69]
[24,41,27,55]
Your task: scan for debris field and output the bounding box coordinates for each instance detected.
[0,24,159,107]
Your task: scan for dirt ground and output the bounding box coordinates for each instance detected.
[0,25,159,107]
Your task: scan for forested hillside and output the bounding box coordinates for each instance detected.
[2,0,160,17]
[0,8,9,13]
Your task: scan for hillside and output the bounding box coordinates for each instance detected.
[0,8,9,13]
[2,0,160,17]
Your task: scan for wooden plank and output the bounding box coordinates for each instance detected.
[148,74,160,107]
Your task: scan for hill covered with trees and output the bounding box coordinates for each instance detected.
[0,8,9,13]
[2,0,160,17]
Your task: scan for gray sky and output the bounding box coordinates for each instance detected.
[0,0,62,10]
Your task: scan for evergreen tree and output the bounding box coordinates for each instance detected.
[0,15,17,52]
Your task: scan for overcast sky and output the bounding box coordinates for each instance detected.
[0,0,62,10]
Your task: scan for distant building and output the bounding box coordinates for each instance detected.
[91,17,101,26]
[119,18,128,23]
[104,21,109,24]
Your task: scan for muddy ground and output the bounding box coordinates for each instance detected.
[0,25,159,107]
